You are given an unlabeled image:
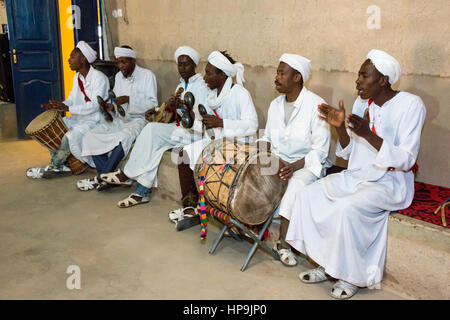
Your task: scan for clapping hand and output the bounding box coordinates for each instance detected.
[347,108,371,138]
[318,100,346,128]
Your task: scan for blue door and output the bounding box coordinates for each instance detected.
[72,0,100,55]
[6,0,63,138]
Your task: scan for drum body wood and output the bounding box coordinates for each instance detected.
[194,138,288,225]
[25,110,89,175]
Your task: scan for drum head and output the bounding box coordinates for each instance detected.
[228,153,288,225]
[25,110,59,135]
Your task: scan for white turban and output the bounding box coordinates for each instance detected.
[174,46,200,66]
[208,51,245,85]
[367,49,402,85]
[76,41,97,64]
[114,47,137,59]
[279,53,312,83]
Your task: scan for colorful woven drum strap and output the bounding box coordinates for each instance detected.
[198,164,208,240]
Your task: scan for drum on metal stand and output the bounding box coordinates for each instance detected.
[194,138,288,225]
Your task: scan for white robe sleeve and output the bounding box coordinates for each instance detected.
[373,98,426,170]
[128,71,158,115]
[222,90,258,138]
[63,74,78,107]
[304,107,331,177]
[336,132,354,160]
[68,74,109,116]
[255,103,274,143]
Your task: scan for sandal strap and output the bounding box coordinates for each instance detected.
[100,169,128,185]
[26,166,48,179]
[300,267,327,283]
[117,193,149,208]
[331,280,358,299]
[77,177,98,190]
[169,208,185,223]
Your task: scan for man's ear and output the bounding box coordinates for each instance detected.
[379,75,390,87]
[294,72,303,84]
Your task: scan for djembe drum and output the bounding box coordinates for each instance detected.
[25,110,89,175]
[194,138,288,225]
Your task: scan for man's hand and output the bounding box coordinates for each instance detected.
[279,159,294,181]
[104,103,115,112]
[202,114,223,129]
[145,107,156,122]
[115,96,129,106]
[318,100,346,128]
[347,108,371,138]
[47,100,69,112]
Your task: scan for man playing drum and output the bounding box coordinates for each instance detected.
[26,41,109,179]
[284,50,426,299]
[257,54,331,267]
[169,50,259,230]
[75,45,158,191]
[99,46,210,207]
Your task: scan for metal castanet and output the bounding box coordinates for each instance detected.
[198,104,207,116]
[181,91,195,129]
[108,90,126,117]
[97,95,113,122]
[194,138,288,225]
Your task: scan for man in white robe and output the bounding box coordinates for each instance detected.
[285,49,426,299]
[99,46,210,207]
[171,50,258,231]
[257,54,331,266]
[26,41,109,179]
[75,45,158,191]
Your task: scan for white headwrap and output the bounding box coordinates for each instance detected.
[174,46,200,66]
[76,41,97,64]
[114,47,137,59]
[279,53,312,82]
[207,51,245,85]
[367,49,402,85]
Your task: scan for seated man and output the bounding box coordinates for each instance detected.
[172,50,259,230]
[285,49,426,299]
[100,46,209,207]
[76,45,158,191]
[257,54,331,267]
[27,41,109,179]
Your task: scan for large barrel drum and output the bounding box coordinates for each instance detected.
[194,138,288,225]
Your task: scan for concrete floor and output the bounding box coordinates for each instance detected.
[0,139,405,300]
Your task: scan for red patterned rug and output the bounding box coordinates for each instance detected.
[397,182,450,228]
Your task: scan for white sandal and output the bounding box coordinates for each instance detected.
[26,166,48,179]
[299,267,327,284]
[117,193,149,208]
[76,177,99,191]
[330,280,358,299]
[100,169,132,186]
[168,207,197,224]
[273,241,297,267]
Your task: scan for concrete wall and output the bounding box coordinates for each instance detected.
[0,3,6,26]
[104,0,449,187]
